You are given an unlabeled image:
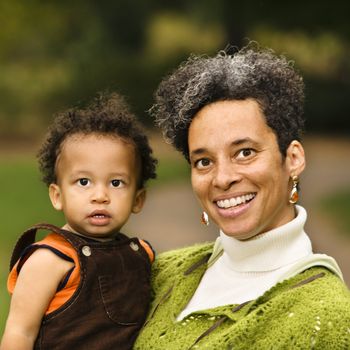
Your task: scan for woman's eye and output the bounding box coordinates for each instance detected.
[111,179,123,187]
[195,158,211,169]
[78,178,90,186]
[237,148,255,159]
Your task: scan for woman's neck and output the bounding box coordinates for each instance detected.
[219,205,312,272]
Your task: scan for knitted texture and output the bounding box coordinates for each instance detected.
[134,243,350,350]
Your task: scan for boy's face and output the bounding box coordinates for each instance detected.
[49,133,145,238]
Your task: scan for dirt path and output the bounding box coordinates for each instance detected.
[125,135,350,286]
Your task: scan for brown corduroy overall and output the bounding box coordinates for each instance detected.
[9,223,152,350]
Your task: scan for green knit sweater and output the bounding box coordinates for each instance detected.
[134,243,350,349]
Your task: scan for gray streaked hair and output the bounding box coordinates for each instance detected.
[150,43,305,161]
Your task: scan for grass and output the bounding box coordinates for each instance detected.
[319,189,350,235]
[0,153,189,335]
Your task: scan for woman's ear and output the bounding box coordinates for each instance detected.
[132,188,146,214]
[285,140,306,177]
[49,183,63,211]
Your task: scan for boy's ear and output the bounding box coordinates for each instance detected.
[49,183,63,211]
[285,140,306,177]
[132,188,146,214]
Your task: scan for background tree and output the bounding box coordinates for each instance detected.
[0,0,349,139]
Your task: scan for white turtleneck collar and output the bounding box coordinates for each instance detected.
[219,205,312,272]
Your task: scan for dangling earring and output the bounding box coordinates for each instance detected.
[201,211,209,226]
[289,176,299,204]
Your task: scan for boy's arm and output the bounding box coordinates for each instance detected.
[0,249,74,350]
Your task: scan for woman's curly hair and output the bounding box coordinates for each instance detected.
[151,44,305,161]
[38,92,157,188]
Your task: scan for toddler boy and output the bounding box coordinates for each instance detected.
[0,92,157,349]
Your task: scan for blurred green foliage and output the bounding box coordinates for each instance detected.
[319,189,350,235]
[0,156,62,333]
[1,0,350,139]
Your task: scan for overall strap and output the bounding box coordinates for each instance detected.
[9,223,83,271]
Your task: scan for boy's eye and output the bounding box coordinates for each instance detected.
[78,178,90,186]
[195,158,211,169]
[111,179,123,187]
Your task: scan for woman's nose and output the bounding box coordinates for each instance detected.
[212,159,241,190]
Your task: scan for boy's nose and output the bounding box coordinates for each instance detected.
[91,186,110,203]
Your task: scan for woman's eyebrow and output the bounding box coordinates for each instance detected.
[231,137,257,146]
[190,148,207,157]
[190,138,259,157]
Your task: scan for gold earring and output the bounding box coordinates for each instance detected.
[201,211,209,226]
[289,176,299,204]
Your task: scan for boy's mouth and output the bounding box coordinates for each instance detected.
[89,210,110,218]
[87,210,112,225]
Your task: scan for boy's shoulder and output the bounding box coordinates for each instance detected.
[35,232,77,256]
[38,231,72,245]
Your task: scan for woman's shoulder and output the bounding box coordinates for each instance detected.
[293,267,349,297]
[272,266,350,304]
[275,267,350,345]
[270,267,350,323]
[239,267,350,347]
[154,242,214,268]
[151,242,214,286]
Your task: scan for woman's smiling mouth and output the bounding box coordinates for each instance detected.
[216,193,256,209]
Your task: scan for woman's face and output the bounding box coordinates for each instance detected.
[188,99,305,240]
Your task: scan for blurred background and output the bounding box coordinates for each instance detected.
[1,0,350,334]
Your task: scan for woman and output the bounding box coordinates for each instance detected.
[135,45,350,349]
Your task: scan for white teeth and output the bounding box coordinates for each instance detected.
[229,198,237,207]
[216,193,255,209]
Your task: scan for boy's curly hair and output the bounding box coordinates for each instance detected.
[151,44,305,161]
[37,92,157,188]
